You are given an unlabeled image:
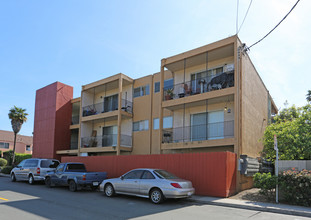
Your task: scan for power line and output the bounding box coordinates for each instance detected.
[246,0,300,51]
[237,0,253,35]
[236,0,239,34]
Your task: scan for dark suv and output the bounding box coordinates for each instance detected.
[10,158,60,184]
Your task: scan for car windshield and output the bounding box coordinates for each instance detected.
[153,170,179,179]
[40,160,60,168]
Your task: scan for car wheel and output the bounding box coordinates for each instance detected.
[11,173,16,182]
[45,177,52,187]
[69,180,77,192]
[28,175,35,185]
[104,184,115,197]
[150,188,164,204]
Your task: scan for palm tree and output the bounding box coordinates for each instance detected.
[307,90,311,103]
[8,106,28,166]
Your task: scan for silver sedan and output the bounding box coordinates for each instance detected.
[99,168,195,204]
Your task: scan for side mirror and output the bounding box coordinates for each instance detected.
[120,176,124,180]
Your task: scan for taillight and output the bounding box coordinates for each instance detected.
[36,168,40,174]
[171,183,182,188]
[82,175,86,181]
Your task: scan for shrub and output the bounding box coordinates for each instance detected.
[3,150,13,165]
[0,158,7,167]
[15,153,32,164]
[1,166,13,174]
[279,169,311,207]
[253,172,277,199]
[2,150,31,165]
[0,150,2,157]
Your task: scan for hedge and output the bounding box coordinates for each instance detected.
[254,170,311,206]
[279,169,311,207]
[1,166,13,174]
[0,158,8,167]
[3,150,32,165]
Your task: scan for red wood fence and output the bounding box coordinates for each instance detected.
[62,151,236,197]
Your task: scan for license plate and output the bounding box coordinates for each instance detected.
[92,182,99,186]
[187,192,192,196]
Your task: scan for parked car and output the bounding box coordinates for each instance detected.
[45,162,107,192]
[10,158,60,184]
[99,168,195,204]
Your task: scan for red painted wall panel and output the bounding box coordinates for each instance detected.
[33,82,73,160]
[62,152,236,197]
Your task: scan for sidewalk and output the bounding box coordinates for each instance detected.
[190,195,311,218]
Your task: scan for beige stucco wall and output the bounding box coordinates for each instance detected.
[241,54,269,158]
[0,130,33,155]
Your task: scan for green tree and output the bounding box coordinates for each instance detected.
[8,106,28,166]
[262,104,311,161]
[307,90,311,103]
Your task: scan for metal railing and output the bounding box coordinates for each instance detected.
[162,120,234,143]
[82,99,133,117]
[81,134,132,148]
[163,70,234,101]
[71,115,80,125]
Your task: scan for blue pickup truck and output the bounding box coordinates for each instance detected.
[45,162,107,192]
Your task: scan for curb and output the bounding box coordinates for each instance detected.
[189,197,311,218]
[0,173,10,178]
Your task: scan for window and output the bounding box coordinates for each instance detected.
[141,171,155,179]
[40,159,59,168]
[17,160,26,168]
[154,82,160,93]
[133,120,149,132]
[153,118,159,130]
[0,142,9,149]
[123,170,144,179]
[56,164,65,172]
[163,116,173,129]
[153,170,179,179]
[133,85,150,98]
[24,159,39,168]
[26,145,31,151]
[163,78,173,91]
[103,94,118,112]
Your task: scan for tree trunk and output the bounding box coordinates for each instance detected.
[12,132,17,166]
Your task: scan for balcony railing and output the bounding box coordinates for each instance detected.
[162,120,234,143]
[70,140,78,150]
[82,99,133,117]
[71,115,80,125]
[81,134,132,148]
[163,70,234,101]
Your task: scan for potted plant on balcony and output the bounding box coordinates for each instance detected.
[165,88,174,100]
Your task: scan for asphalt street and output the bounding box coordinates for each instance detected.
[0,176,309,220]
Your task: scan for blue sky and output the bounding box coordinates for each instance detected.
[0,0,310,136]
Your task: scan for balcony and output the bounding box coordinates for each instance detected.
[71,115,80,125]
[164,70,234,101]
[81,134,132,148]
[162,120,234,144]
[70,140,78,150]
[82,99,133,117]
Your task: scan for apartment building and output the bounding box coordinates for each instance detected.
[0,130,33,156]
[33,35,277,164]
